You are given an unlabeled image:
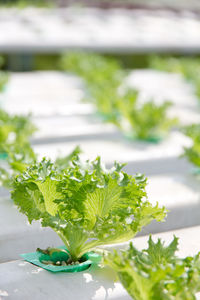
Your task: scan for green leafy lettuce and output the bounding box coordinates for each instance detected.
[104,236,200,300]
[12,156,166,261]
[54,146,81,171]
[182,124,200,168]
[116,89,178,141]
[61,52,177,141]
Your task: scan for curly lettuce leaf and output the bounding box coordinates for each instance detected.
[104,236,200,300]
[12,156,166,261]
[54,146,81,171]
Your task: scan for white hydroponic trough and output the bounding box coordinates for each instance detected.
[1,8,200,53]
[32,132,191,175]
[1,72,91,117]
[31,115,118,145]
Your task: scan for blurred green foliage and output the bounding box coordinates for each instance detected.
[3,52,200,73]
[0,109,37,154]
[116,90,178,141]
[61,52,178,141]
[34,53,150,71]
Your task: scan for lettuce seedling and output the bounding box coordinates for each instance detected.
[182,124,200,168]
[117,89,178,141]
[104,236,200,300]
[0,109,36,154]
[12,156,166,262]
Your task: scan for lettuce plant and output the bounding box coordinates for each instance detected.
[182,124,200,168]
[12,156,166,262]
[61,52,177,141]
[0,109,36,154]
[104,236,200,299]
[116,89,178,141]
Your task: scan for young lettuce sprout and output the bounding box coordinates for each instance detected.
[104,236,200,300]
[12,156,166,262]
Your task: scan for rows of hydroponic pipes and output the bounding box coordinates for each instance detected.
[1,53,200,299]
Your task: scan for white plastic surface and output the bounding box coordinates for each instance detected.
[32,115,117,144]
[1,72,91,117]
[1,226,200,300]
[33,131,191,174]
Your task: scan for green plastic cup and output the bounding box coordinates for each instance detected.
[20,246,102,273]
